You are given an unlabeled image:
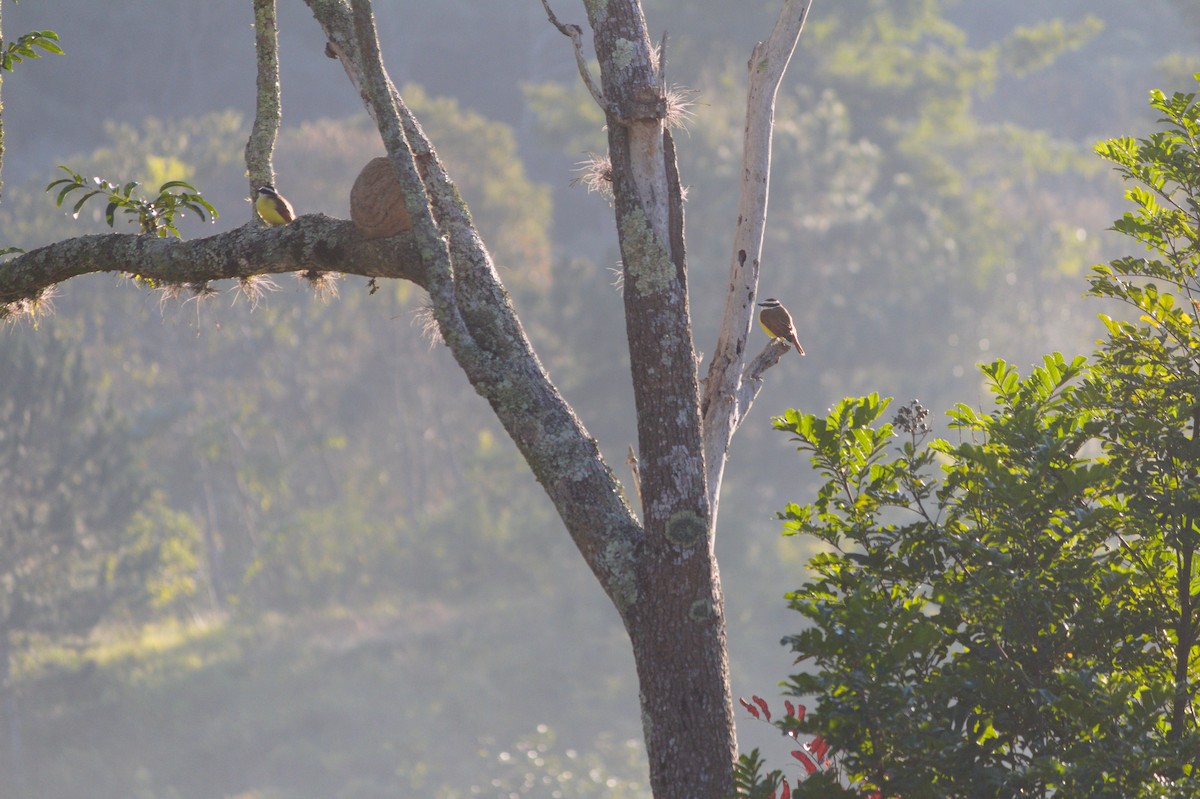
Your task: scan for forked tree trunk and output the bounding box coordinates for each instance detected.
[0,0,813,795]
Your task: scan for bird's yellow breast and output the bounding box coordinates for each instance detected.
[255,193,292,226]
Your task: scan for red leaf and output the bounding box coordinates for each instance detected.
[780,777,791,799]
[753,695,772,722]
[790,750,818,776]
[738,697,761,719]
[793,703,806,723]
[784,700,795,717]
[809,736,831,763]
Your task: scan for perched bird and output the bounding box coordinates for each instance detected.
[757,297,806,355]
[254,185,295,226]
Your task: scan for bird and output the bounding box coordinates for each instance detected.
[757,297,805,355]
[254,186,295,226]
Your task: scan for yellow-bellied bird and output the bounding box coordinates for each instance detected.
[255,186,295,226]
[757,298,805,355]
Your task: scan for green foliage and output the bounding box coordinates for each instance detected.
[772,76,1200,798]
[46,165,217,238]
[0,112,246,252]
[1,29,62,71]
[0,329,147,645]
[1090,79,1200,296]
[774,360,1172,797]
[732,748,785,799]
[999,17,1104,77]
[120,497,203,619]
[1081,74,1200,771]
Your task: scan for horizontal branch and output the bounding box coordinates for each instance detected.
[0,215,425,313]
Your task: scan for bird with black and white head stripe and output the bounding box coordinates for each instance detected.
[757,298,805,356]
[254,186,295,226]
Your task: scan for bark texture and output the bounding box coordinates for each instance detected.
[580,2,734,797]
[0,215,418,310]
[245,0,282,205]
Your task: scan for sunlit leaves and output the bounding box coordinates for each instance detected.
[46,166,218,238]
[772,394,900,539]
[1092,81,1200,291]
[0,29,62,71]
[769,75,1200,797]
[772,354,1169,795]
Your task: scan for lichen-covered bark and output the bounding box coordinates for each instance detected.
[320,0,647,599]
[245,0,282,207]
[0,216,413,312]
[583,3,734,798]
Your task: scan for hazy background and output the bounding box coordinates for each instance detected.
[0,2,1196,797]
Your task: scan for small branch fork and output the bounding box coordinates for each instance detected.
[539,0,606,110]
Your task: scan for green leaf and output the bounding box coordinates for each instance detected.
[71,190,98,216]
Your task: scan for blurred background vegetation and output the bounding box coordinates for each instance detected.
[0,1,1196,797]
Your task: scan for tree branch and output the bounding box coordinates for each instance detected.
[0,216,423,315]
[539,0,606,110]
[245,0,283,206]
[701,0,814,525]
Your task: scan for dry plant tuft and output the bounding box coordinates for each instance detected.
[609,264,625,295]
[298,270,342,302]
[664,85,698,132]
[571,152,614,203]
[412,302,443,347]
[1,286,57,325]
[233,275,280,310]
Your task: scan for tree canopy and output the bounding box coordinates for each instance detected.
[769,77,1200,799]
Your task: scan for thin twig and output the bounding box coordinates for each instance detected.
[540,0,606,109]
